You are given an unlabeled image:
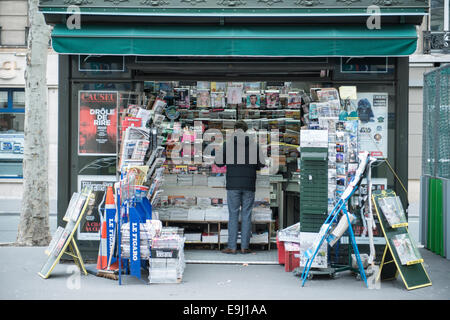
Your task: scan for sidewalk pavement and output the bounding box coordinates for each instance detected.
[1,207,449,300]
[0,245,449,300]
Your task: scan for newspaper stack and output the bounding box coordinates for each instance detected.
[252,207,272,222]
[204,207,222,221]
[164,174,178,186]
[219,229,228,243]
[169,208,189,221]
[278,222,301,243]
[148,228,185,283]
[184,233,202,242]
[218,206,229,221]
[177,174,193,186]
[202,233,219,243]
[193,174,208,186]
[256,175,270,188]
[160,226,184,238]
[187,207,205,221]
[120,220,162,259]
[157,207,170,220]
[196,197,211,207]
[250,231,269,244]
[207,176,226,187]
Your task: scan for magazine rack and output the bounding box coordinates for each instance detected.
[117,174,153,285]
[373,189,432,290]
[38,188,93,279]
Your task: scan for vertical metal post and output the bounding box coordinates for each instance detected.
[395,57,409,210]
[57,55,71,230]
[434,73,441,179]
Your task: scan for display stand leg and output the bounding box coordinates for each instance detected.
[68,238,88,276]
[343,206,368,287]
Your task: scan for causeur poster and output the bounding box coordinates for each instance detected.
[78,91,118,156]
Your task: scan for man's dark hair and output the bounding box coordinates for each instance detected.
[234,120,248,132]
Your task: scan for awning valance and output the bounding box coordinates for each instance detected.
[51,24,418,57]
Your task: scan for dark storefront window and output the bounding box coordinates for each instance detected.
[430,0,446,31]
[0,89,25,178]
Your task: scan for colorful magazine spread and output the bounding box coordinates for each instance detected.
[392,233,423,265]
[378,196,408,228]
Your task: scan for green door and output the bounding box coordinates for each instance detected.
[428,178,444,256]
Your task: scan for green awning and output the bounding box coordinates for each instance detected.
[51,24,417,57]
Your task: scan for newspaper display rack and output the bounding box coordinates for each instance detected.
[38,187,94,279]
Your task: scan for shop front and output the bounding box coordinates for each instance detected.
[39,0,426,268]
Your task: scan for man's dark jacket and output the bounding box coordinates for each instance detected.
[214,133,264,192]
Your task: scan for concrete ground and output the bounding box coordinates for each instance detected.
[0,245,449,300]
[1,203,449,300]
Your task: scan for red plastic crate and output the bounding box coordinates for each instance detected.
[284,250,300,272]
[276,236,285,265]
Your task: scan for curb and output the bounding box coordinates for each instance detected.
[0,242,16,247]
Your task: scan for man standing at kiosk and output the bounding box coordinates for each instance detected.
[215,121,264,254]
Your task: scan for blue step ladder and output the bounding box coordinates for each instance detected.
[300,160,370,288]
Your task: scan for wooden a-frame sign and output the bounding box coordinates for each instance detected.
[372,189,432,290]
[38,188,94,279]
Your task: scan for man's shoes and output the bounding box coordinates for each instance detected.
[241,249,252,254]
[221,248,237,254]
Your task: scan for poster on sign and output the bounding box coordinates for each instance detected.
[353,92,388,158]
[78,91,118,156]
[76,175,116,241]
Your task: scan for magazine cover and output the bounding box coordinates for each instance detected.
[211,82,227,93]
[121,117,142,135]
[77,176,116,241]
[288,92,302,109]
[265,90,279,109]
[152,98,167,115]
[211,92,226,109]
[135,108,151,128]
[244,82,261,91]
[197,89,211,108]
[226,83,243,105]
[310,88,321,102]
[63,192,81,222]
[126,104,140,117]
[378,196,408,227]
[317,88,340,103]
[78,91,118,156]
[69,192,87,222]
[353,92,388,158]
[174,88,190,108]
[392,233,423,265]
[197,81,210,89]
[119,127,150,168]
[53,229,70,257]
[157,82,173,92]
[246,91,261,109]
[308,103,318,119]
[45,226,64,256]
